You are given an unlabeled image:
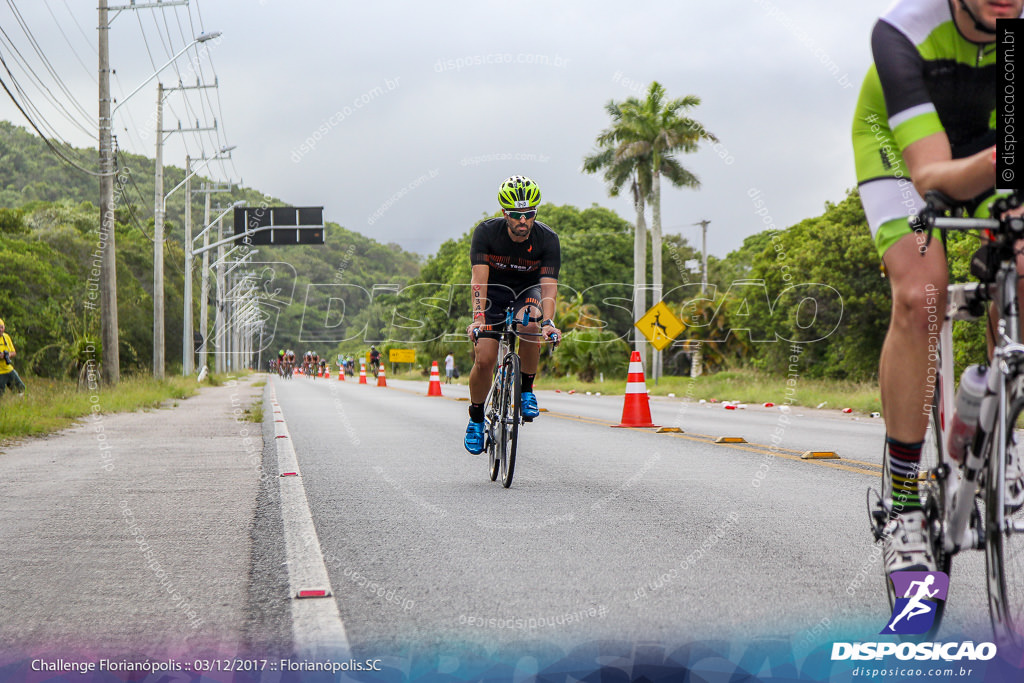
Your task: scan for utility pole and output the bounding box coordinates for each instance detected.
[153,105,216,379]
[215,215,226,374]
[102,0,196,384]
[692,219,711,378]
[192,181,230,375]
[98,0,119,385]
[152,82,165,378]
[183,154,192,375]
[695,219,710,295]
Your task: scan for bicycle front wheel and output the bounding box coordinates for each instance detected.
[986,394,1024,649]
[484,374,500,482]
[498,353,521,489]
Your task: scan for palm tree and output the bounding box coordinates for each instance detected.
[582,101,653,367]
[591,82,717,380]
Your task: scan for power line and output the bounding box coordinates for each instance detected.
[6,0,95,126]
[0,22,96,138]
[42,0,96,85]
[0,60,107,176]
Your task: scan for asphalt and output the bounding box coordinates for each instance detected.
[0,375,291,665]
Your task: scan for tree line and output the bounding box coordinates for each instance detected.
[6,107,979,385]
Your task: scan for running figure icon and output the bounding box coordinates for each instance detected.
[888,575,939,631]
[880,571,949,636]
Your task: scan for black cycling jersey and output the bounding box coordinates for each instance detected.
[469,217,560,294]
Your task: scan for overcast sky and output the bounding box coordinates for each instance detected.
[0,0,885,259]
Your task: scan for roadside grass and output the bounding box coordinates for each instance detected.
[0,371,252,443]
[242,399,264,423]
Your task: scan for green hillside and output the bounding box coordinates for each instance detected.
[0,121,420,377]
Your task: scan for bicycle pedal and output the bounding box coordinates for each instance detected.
[522,416,533,423]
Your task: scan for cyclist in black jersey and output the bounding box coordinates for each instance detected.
[464,175,562,454]
[852,0,1024,576]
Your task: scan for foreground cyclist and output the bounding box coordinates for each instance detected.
[464,175,562,454]
[852,0,1024,575]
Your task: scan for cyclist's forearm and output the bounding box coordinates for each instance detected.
[540,278,557,322]
[905,135,995,201]
[471,264,488,320]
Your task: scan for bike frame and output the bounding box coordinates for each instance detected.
[928,215,1024,555]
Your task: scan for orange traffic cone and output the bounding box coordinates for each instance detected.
[338,365,345,381]
[427,361,443,397]
[377,364,387,387]
[611,351,659,428]
[325,366,330,379]
[359,362,367,384]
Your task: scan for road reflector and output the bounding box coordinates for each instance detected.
[280,471,298,477]
[295,589,331,599]
[800,451,839,460]
[715,437,746,444]
[275,435,289,439]
[656,427,683,433]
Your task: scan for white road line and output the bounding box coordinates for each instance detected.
[271,383,350,659]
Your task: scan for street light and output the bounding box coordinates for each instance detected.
[112,32,221,115]
[123,30,222,379]
[183,199,245,374]
[99,20,222,385]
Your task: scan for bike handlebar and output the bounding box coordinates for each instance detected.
[922,189,1024,236]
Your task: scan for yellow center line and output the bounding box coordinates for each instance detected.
[360,388,886,478]
[543,410,882,477]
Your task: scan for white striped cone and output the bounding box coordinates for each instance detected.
[427,361,443,396]
[359,362,367,384]
[612,351,659,428]
[377,364,387,387]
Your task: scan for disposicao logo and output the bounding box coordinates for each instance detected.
[830,569,997,664]
[881,571,948,635]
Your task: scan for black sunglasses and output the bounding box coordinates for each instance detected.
[507,209,537,220]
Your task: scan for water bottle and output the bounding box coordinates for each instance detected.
[947,364,987,462]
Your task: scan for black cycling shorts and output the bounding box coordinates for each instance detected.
[477,283,542,341]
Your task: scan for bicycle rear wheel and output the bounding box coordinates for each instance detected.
[498,353,520,489]
[986,394,1024,649]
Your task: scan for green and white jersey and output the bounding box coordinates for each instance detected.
[852,0,1015,257]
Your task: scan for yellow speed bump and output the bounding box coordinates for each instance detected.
[801,451,839,460]
[657,427,683,433]
[715,436,747,444]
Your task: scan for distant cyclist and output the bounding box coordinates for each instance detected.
[369,346,381,375]
[852,0,1024,575]
[464,175,562,454]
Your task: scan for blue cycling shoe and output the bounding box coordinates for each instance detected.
[464,420,486,454]
[521,391,539,420]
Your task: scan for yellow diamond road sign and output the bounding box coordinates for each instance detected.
[636,301,684,351]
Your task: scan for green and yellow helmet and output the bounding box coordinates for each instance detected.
[497,175,541,210]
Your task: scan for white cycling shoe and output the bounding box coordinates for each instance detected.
[882,510,937,574]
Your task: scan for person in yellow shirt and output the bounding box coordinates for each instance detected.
[0,318,26,395]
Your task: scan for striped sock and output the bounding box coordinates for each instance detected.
[887,436,923,513]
